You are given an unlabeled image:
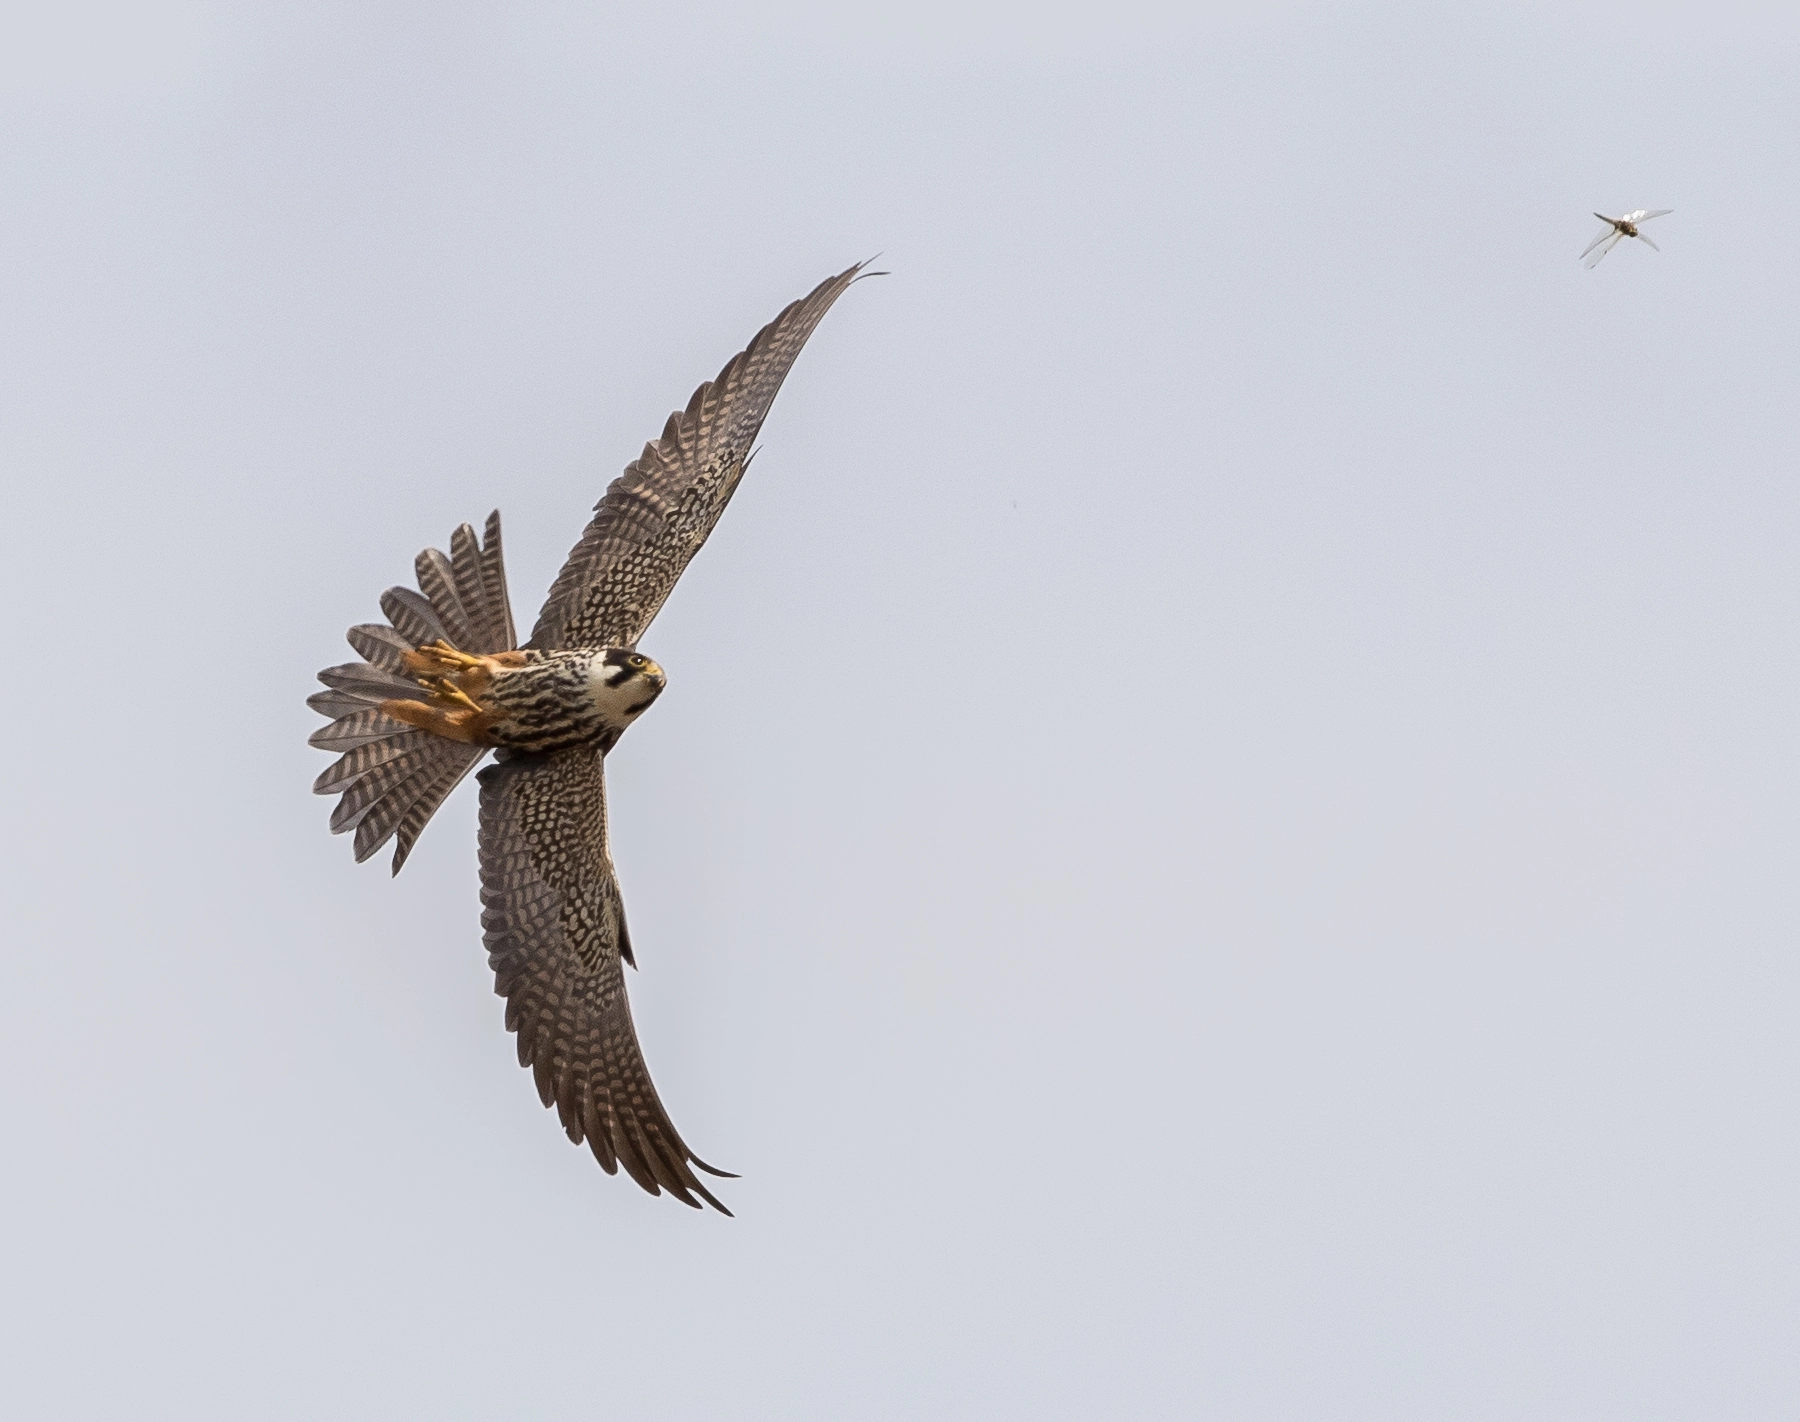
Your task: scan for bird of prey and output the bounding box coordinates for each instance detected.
[1581,209,1673,268]
[307,262,876,1214]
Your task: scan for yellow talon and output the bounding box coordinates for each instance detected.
[434,679,487,714]
[426,641,485,669]
[404,641,481,673]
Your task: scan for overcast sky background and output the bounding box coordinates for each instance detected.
[4,2,1799,1417]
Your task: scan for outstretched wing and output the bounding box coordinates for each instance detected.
[1584,232,1627,268]
[478,748,733,1212]
[1579,225,1617,260]
[529,261,878,652]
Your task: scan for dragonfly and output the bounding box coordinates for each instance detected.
[1581,209,1673,268]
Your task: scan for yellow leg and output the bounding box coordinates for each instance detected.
[379,697,506,746]
[401,643,529,681]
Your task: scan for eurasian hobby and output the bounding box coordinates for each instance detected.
[308,263,876,1214]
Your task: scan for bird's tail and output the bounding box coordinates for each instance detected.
[309,511,518,874]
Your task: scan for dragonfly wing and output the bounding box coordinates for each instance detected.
[1584,229,1627,262]
[1635,232,1660,251]
[1584,231,1623,268]
[1637,209,1673,222]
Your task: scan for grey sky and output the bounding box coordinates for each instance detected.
[4,2,1798,1417]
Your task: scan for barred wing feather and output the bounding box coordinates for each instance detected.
[529,261,877,652]
[478,749,733,1212]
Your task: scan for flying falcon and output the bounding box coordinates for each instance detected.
[307,262,876,1214]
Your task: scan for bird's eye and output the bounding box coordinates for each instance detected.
[628,654,645,668]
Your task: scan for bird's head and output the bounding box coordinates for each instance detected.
[588,647,667,726]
